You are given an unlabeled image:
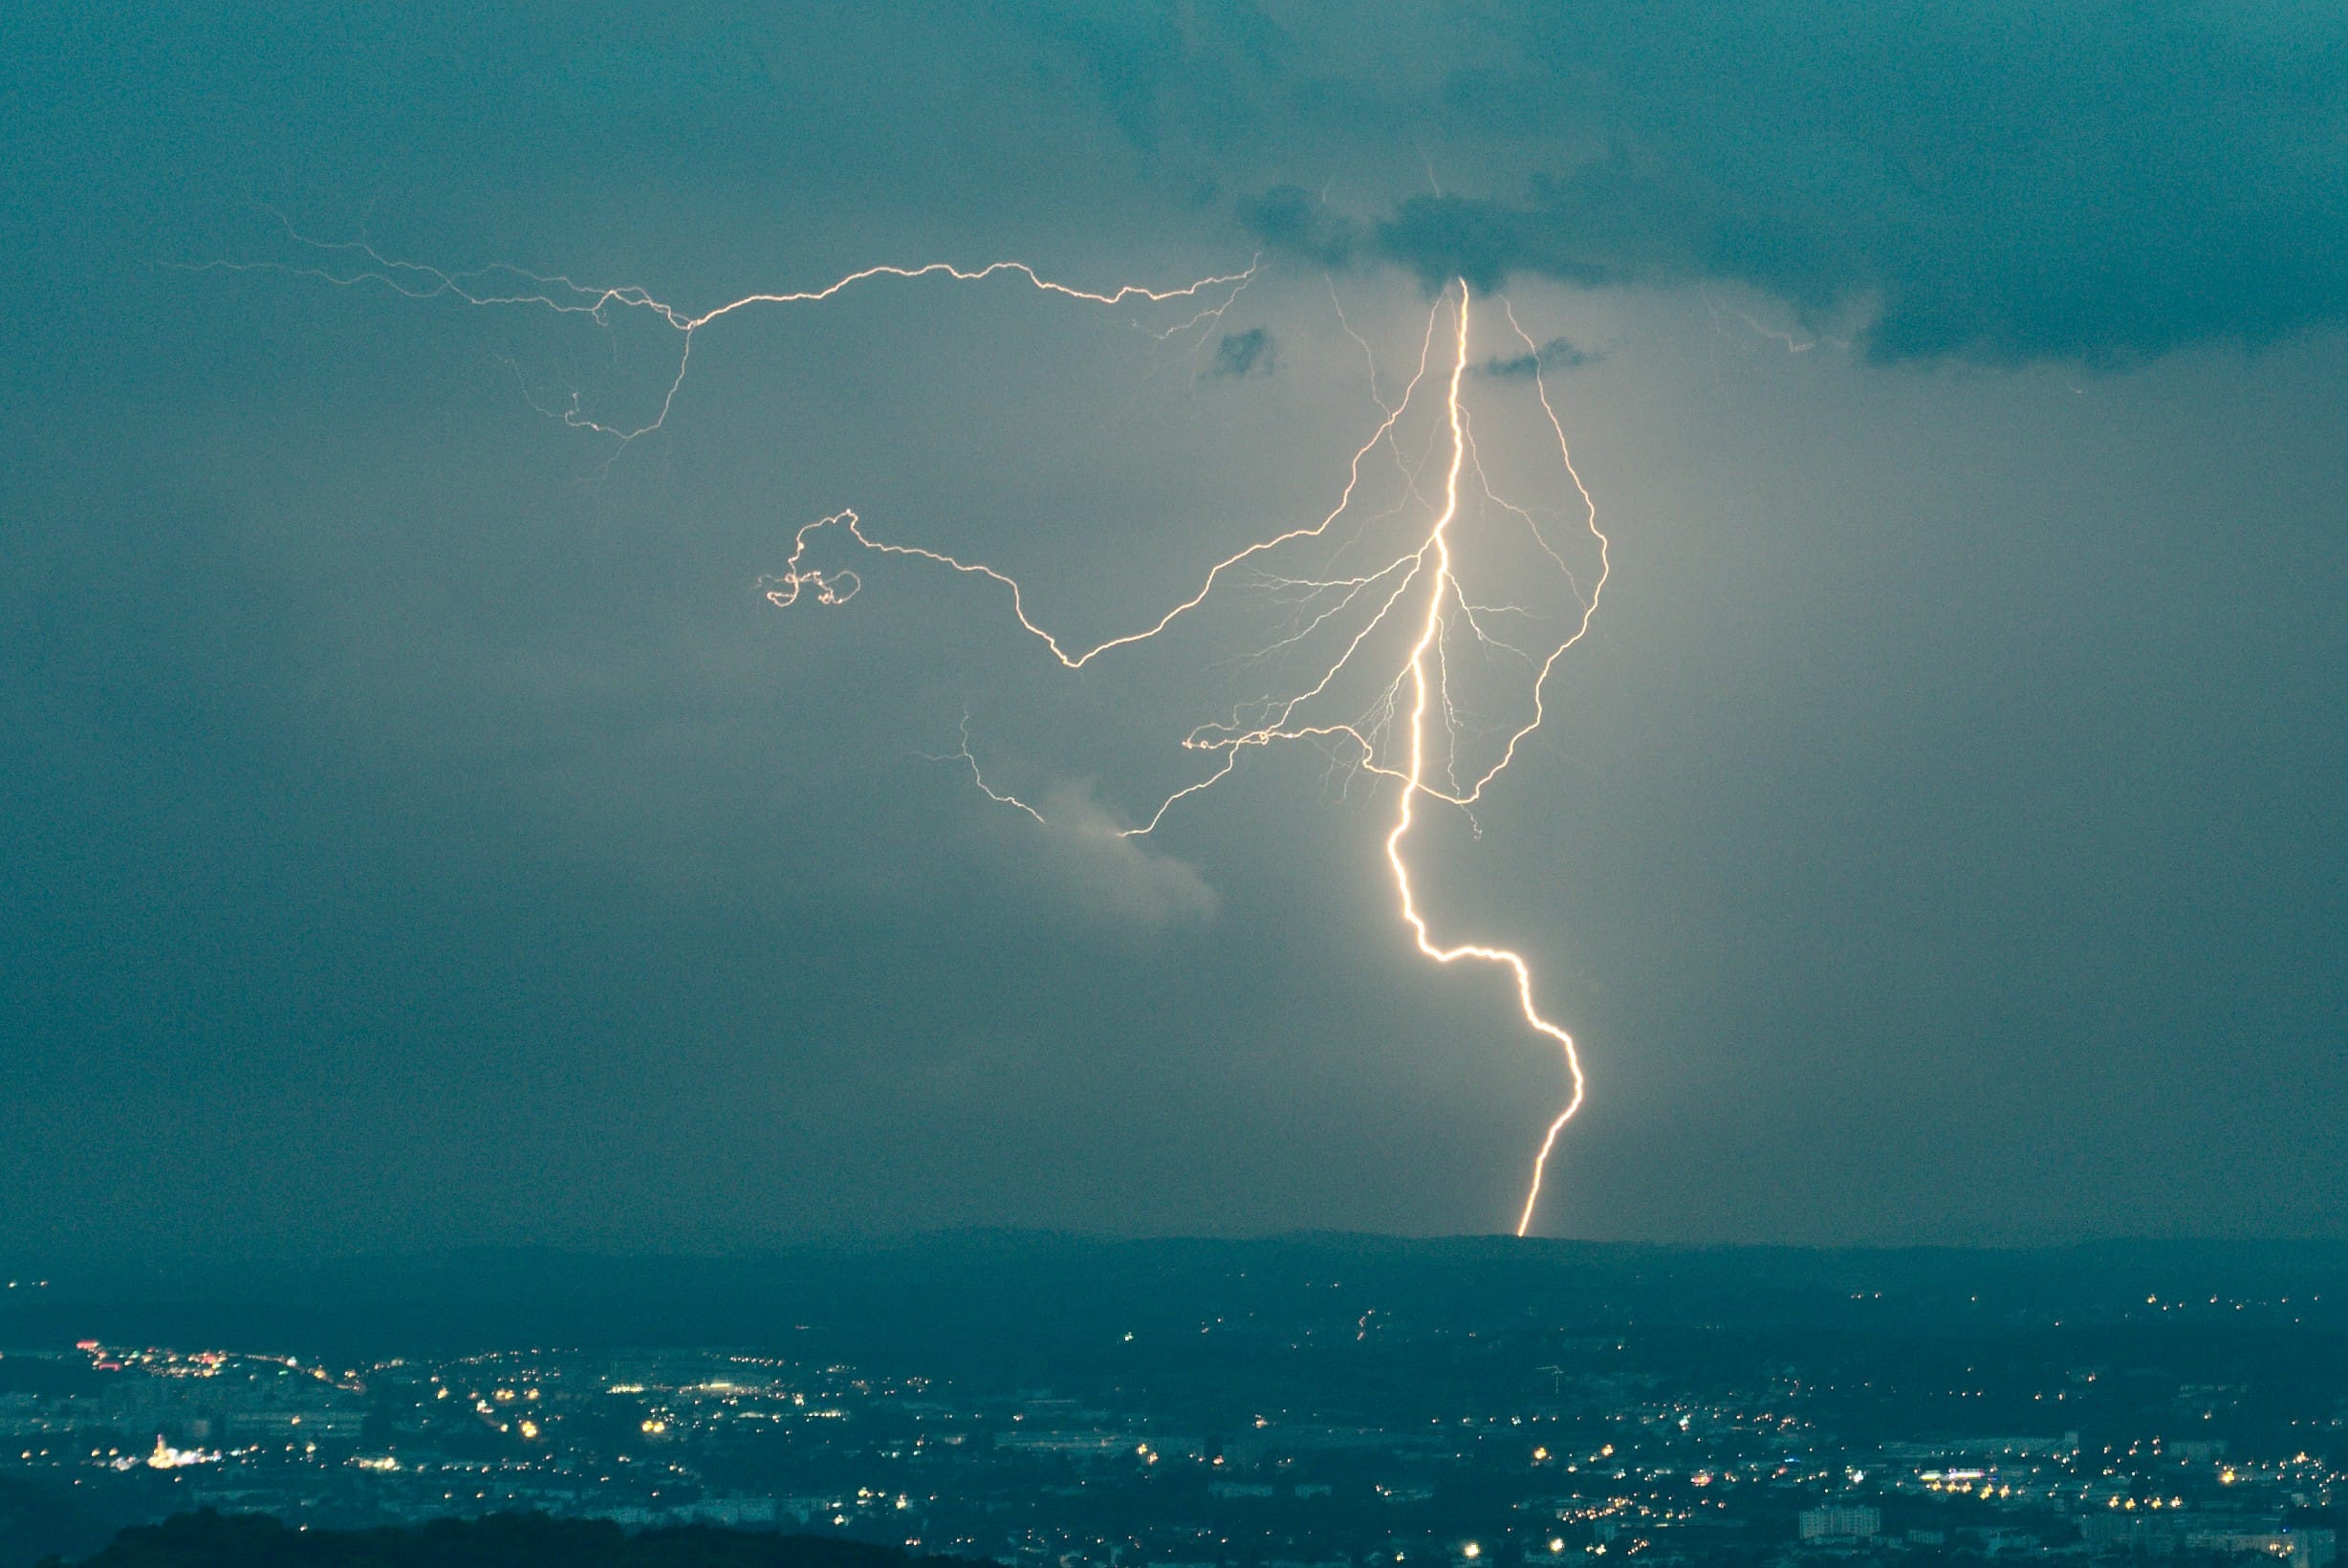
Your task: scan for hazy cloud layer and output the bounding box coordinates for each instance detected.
[1,1,2343,1255]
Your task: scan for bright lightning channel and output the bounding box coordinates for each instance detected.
[234,223,1608,1236]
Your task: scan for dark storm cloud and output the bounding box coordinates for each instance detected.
[1209,326,1275,379]
[1481,336,1594,379]
[1230,186,1359,270]
[1044,1,2348,364]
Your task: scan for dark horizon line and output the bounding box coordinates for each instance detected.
[10,1226,2348,1277]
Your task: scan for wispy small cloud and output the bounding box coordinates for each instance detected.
[1034,783,1220,928]
[1209,326,1276,380]
[1481,336,1596,379]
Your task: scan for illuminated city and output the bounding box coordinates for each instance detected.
[3,1245,2344,1563]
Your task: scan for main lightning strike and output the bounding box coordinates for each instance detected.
[1382,285,1586,1238]
[239,222,1606,1235]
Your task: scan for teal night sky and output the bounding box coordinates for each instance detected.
[3,3,2343,1255]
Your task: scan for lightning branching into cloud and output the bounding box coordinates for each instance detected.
[241,224,1608,1236]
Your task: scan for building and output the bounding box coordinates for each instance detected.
[1797,1506,1881,1541]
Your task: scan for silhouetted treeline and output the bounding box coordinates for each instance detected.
[2,1473,107,1567]
[46,1511,982,1568]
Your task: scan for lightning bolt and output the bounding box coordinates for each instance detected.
[233,222,1608,1236]
[1383,284,1587,1239]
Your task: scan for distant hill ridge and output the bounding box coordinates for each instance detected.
[12,1233,2348,1368]
[49,1511,982,1568]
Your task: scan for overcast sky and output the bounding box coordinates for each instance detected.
[4,2,2344,1258]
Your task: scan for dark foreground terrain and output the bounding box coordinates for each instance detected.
[47,1512,958,1568]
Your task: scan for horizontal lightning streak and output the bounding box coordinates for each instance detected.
[182,212,1256,444]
